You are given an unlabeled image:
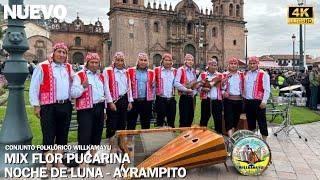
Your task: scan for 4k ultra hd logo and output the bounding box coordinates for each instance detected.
[288,6,315,24]
[3,5,67,20]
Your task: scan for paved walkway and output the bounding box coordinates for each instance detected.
[21,122,320,179]
[184,121,320,180]
[85,122,319,179]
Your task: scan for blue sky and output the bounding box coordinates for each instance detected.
[1,0,319,57]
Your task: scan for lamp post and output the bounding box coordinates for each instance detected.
[292,34,296,69]
[297,0,304,71]
[107,39,112,65]
[0,0,37,176]
[244,28,248,68]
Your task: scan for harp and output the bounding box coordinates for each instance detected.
[116,126,228,175]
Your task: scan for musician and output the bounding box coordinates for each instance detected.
[154,53,177,128]
[198,58,223,133]
[127,53,155,130]
[71,53,112,167]
[222,57,245,137]
[104,52,133,143]
[244,56,270,141]
[174,54,198,127]
[29,43,73,170]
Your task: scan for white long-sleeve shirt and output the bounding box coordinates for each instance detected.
[102,68,134,103]
[197,72,218,100]
[245,70,270,104]
[71,70,113,104]
[174,66,197,96]
[226,72,241,96]
[160,67,175,98]
[29,62,74,106]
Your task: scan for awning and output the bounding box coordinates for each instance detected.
[259,61,280,68]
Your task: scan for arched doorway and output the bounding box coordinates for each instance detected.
[153,54,162,67]
[184,44,196,58]
[73,52,84,64]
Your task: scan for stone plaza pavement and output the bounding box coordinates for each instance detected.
[27,121,320,180]
[181,121,320,180]
[98,121,320,180]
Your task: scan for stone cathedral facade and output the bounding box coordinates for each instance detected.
[108,0,246,68]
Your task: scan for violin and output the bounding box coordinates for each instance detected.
[200,74,231,88]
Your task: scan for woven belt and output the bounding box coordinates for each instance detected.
[226,95,242,101]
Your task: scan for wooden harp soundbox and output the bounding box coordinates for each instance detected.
[116,127,228,171]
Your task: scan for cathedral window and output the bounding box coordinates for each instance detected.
[220,5,224,15]
[36,49,44,61]
[123,0,128,3]
[35,40,44,48]
[236,5,240,17]
[75,37,81,46]
[95,27,102,33]
[187,23,193,35]
[229,4,234,16]
[89,26,93,33]
[75,22,81,31]
[154,22,159,32]
[233,40,237,45]
[133,0,138,4]
[212,27,217,37]
[129,33,134,39]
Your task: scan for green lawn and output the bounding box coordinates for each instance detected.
[0,81,319,145]
[267,106,320,125]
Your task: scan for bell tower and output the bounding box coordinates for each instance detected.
[110,0,145,9]
[212,0,244,19]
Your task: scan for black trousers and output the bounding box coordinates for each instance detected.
[223,99,243,131]
[200,98,223,134]
[40,101,72,147]
[127,99,152,130]
[179,95,196,127]
[245,99,268,136]
[77,102,105,154]
[156,96,176,128]
[106,95,129,138]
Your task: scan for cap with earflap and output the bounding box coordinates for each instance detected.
[53,42,68,52]
[248,56,259,63]
[207,58,217,65]
[49,42,69,63]
[136,52,149,66]
[85,52,100,65]
[228,57,238,64]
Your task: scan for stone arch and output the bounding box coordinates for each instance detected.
[73,52,84,64]
[229,4,234,16]
[236,4,240,17]
[184,44,196,58]
[153,54,162,66]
